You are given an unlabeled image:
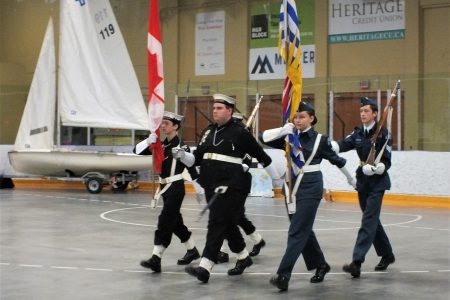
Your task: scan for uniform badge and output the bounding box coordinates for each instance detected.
[199,129,211,146]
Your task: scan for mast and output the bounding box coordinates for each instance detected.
[56,0,63,148]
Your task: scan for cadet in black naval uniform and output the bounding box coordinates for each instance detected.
[134,111,200,273]
[261,102,356,291]
[216,112,267,264]
[173,94,279,283]
[332,97,395,278]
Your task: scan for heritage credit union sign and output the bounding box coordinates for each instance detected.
[328,0,405,43]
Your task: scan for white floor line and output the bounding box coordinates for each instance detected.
[2,262,450,276]
[123,269,152,273]
[50,266,79,270]
[400,270,430,273]
[18,264,43,268]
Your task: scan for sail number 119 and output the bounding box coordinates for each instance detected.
[99,24,115,40]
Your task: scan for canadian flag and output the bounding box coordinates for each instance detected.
[147,0,164,174]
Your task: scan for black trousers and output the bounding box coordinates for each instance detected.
[202,188,247,263]
[353,189,393,263]
[154,185,191,248]
[238,213,256,235]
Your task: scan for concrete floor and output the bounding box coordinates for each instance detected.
[1,189,449,300]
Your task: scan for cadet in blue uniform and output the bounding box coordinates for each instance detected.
[216,112,266,264]
[134,111,200,273]
[173,94,279,283]
[332,97,395,278]
[261,102,356,291]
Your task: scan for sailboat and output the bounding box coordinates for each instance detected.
[8,0,152,193]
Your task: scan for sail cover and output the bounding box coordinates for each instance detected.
[14,19,56,150]
[58,0,149,130]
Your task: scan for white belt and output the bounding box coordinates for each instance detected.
[160,174,184,184]
[297,165,320,174]
[203,153,243,165]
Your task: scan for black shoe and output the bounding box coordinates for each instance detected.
[140,255,161,273]
[310,263,331,283]
[269,274,289,291]
[374,254,395,271]
[227,256,253,275]
[177,247,200,265]
[249,239,266,257]
[185,266,210,283]
[343,262,361,278]
[217,251,229,264]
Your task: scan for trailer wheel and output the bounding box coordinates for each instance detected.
[86,177,103,194]
[112,181,129,192]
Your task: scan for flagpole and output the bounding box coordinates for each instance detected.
[147,0,165,205]
[284,1,294,210]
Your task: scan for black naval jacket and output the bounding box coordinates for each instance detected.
[337,124,392,192]
[194,118,272,191]
[134,135,198,192]
[260,128,346,181]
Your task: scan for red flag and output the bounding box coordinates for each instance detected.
[148,0,165,174]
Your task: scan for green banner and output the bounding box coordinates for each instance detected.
[249,0,315,49]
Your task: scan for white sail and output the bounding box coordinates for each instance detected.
[14,18,56,150]
[58,0,149,130]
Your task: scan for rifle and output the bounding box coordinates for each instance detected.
[197,186,228,221]
[245,95,263,129]
[365,80,400,165]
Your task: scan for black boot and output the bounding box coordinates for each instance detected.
[140,255,161,273]
[227,256,253,275]
[177,247,200,265]
[374,254,395,271]
[269,274,289,291]
[185,266,210,283]
[217,251,229,264]
[310,263,330,283]
[249,239,266,257]
[343,261,361,278]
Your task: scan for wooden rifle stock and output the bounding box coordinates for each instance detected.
[365,80,400,165]
[245,95,263,129]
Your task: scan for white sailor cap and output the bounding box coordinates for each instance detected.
[213,94,236,107]
[232,112,244,120]
[163,111,183,123]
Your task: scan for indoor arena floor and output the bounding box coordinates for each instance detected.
[1,189,449,300]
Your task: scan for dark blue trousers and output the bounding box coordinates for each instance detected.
[277,181,326,280]
[353,190,393,263]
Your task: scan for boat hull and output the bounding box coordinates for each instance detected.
[8,149,152,177]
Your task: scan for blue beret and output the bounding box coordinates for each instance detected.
[360,97,378,109]
[297,101,314,112]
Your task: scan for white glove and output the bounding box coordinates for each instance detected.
[280,122,295,136]
[373,162,385,175]
[339,166,356,189]
[192,179,206,203]
[348,177,357,189]
[147,133,158,145]
[362,164,375,176]
[172,147,185,159]
[171,147,195,167]
[242,164,249,172]
[331,140,339,154]
[262,123,294,142]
